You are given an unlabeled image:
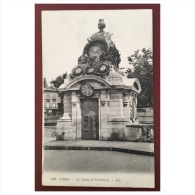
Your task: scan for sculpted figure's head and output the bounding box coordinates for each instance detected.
[98,19,106,32]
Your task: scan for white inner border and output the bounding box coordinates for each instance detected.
[0,0,195,195]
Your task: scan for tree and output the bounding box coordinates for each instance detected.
[126,48,153,107]
[50,72,67,88]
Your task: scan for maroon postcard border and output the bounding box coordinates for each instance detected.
[35,4,160,191]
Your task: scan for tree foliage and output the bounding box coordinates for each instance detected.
[126,48,153,107]
[50,72,67,88]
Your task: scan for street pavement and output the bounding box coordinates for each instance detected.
[43,126,155,186]
[43,150,154,173]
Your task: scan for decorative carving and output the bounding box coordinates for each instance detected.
[96,63,109,74]
[99,51,109,61]
[123,102,128,106]
[71,19,121,80]
[85,65,96,75]
[93,116,98,124]
[94,91,100,97]
[129,95,137,122]
[78,54,89,64]
[130,91,135,97]
[101,101,106,107]
[87,19,107,42]
[83,116,89,124]
[88,55,100,66]
[108,45,121,68]
[72,102,77,107]
[52,97,56,102]
[129,95,133,122]
[84,40,108,57]
[107,101,110,106]
[98,19,106,31]
[72,65,84,77]
[80,84,94,97]
[133,98,137,120]
[46,95,50,100]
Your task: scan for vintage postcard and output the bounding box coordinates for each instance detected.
[37,5,160,190]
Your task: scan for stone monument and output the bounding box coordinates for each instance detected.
[55,19,142,141]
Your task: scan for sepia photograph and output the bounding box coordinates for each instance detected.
[37,5,159,189]
[2,1,195,195]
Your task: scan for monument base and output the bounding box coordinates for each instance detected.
[55,114,77,140]
[125,124,154,142]
[125,124,142,142]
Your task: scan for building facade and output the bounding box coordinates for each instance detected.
[43,88,63,125]
[137,107,154,124]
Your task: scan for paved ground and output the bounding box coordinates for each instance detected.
[43,150,154,173]
[43,126,155,188]
[44,126,154,155]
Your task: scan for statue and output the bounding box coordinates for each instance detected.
[87,19,111,43]
[74,19,121,78]
[98,19,106,32]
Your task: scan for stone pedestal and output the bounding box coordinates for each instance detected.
[56,113,76,140]
[125,124,142,141]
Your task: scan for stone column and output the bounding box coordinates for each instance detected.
[56,92,77,140]
[107,89,128,123]
[109,89,123,117]
[76,98,82,139]
[129,91,139,124]
[100,90,108,139]
[71,91,77,125]
[123,91,130,120]
[107,92,110,115]
[58,93,71,121]
[129,91,133,123]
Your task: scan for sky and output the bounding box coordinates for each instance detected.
[42,9,152,83]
